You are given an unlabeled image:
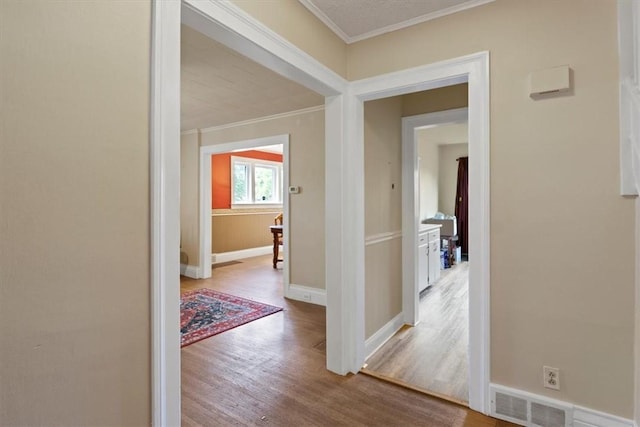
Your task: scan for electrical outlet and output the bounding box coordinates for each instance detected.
[543,366,560,390]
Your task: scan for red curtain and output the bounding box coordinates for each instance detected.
[455,157,469,255]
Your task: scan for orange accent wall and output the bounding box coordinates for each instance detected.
[212,150,283,209]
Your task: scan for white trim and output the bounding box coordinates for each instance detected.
[180,0,348,376]
[297,0,352,43]
[365,230,402,246]
[401,107,468,327]
[618,0,640,196]
[180,264,200,279]
[299,0,495,44]
[364,313,405,361]
[180,129,198,136]
[324,93,363,374]
[574,406,636,427]
[351,52,483,100]
[287,284,327,306]
[181,0,347,96]
[199,134,290,296]
[356,52,491,414]
[490,384,635,427]
[212,246,272,264]
[199,105,324,134]
[150,1,181,425]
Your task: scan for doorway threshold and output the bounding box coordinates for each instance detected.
[360,367,469,407]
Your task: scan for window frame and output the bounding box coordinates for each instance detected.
[230,155,283,208]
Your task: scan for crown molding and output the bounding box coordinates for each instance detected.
[299,0,495,44]
[198,105,324,134]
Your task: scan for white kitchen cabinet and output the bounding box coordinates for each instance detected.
[418,232,429,292]
[428,229,441,285]
[418,225,441,293]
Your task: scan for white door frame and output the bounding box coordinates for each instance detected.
[351,52,491,412]
[199,134,290,296]
[401,106,469,326]
[151,0,491,423]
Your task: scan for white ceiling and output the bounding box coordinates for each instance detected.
[181,25,324,131]
[418,122,468,146]
[299,0,494,43]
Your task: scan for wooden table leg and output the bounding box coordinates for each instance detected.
[272,232,279,269]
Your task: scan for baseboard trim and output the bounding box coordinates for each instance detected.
[212,246,272,264]
[573,406,636,427]
[364,312,405,360]
[180,264,199,279]
[490,383,635,427]
[287,284,326,306]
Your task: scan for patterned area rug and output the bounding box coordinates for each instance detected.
[180,288,283,347]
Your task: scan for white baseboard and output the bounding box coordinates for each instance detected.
[287,283,326,306]
[364,312,405,360]
[490,383,635,427]
[574,406,636,427]
[212,245,272,264]
[180,264,199,279]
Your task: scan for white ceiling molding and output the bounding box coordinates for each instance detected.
[299,0,496,44]
[298,0,352,43]
[198,105,325,134]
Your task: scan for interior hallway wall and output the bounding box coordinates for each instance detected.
[0,1,151,424]
[199,109,325,290]
[417,131,439,221]
[438,143,469,217]
[349,0,634,416]
[181,131,200,269]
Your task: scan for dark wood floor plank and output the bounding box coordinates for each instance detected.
[181,256,519,426]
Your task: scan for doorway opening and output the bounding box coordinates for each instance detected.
[362,103,470,405]
[198,134,290,296]
[151,1,490,421]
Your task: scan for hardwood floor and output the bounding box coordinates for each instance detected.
[363,262,470,404]
[181,256,517,426]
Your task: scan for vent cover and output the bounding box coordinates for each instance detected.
[531,402,566,427]
[495,392,528,422]
[491,384,572,427]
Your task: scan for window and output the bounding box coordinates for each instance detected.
[231,156,283,206]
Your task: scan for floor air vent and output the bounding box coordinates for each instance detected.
[495,391,528,422]
[491,385,571,427]
[531,402,566,427]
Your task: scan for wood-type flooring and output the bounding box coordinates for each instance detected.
[364,262,470,404]
[181,256,517,426]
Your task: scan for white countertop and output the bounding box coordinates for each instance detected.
[418,223,442,234]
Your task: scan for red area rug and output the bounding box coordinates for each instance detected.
[180,288,283,347]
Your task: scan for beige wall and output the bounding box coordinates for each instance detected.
[181,132,200,268]
[0,1,151,425]
[364,97,404,338]
[199,110,325,289]
[231,0,347,78]
[212,212,280,253]
[438,143,468,217]
[417,130,440,221]
[350,0,634,416]
[402,83,468,117]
